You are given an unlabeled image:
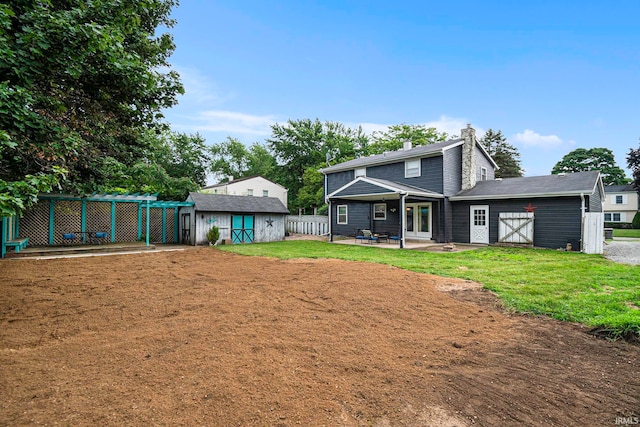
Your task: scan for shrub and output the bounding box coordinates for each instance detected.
[206,226,220,244]
[633,212,640,229]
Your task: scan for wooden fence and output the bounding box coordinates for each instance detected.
[286,215,328,236]
[582,212,604,254]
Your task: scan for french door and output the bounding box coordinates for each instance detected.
[405,203,432,239]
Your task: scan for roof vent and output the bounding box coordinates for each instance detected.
[558,173,566,177]
[495,178,502,181]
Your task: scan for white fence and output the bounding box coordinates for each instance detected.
[582,212,604,254]
[286,215,328,236]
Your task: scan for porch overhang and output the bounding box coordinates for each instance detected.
[327,177,444,202]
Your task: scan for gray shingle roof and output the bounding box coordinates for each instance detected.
[450,171,602,200]
[604,184,635,193]
[319,138,464,173]
[188,193,289,214]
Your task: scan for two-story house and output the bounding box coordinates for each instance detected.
[320,125,605,250]
[603,184,639,225]
[201,176,289,208]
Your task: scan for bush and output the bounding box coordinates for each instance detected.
[206,226,220,244]
[605,222,634,229]
[633,212,640,229]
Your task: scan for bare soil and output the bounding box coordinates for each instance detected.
[1,248,638,426]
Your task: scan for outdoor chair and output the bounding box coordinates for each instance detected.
[355,229,378,244]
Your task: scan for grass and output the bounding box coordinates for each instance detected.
[216,241,640,341]
[612,228,640,238]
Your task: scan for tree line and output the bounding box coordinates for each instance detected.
[2,1,639,217]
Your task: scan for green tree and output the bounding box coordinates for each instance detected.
[367,124,447,155]
[267,119,366,211]
[480,129,523,178]
[626,140,640,193]
[152,131,210,187]
[209,137,277,183]
[552,148,629,185]
[0,0,182,215]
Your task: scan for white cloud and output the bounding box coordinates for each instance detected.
[353,115,479,138]
[513,129,565,148]
[174,67,231,106]
[183,110,277,136]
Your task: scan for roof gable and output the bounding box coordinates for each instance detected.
[202,175,287,191]
[187,193,289,214]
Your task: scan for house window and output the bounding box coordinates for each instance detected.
[615,195,625,204]
[474,209,487,226]
[337,205,348,224]
[247,189,253,196]
[605,213,622,222]
[263,190,269,197]
[481,167,488,181]
[405,159,420,178]
[355,168,366,178]
[373,203,386,220]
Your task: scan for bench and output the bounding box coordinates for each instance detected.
[6,237,29,253]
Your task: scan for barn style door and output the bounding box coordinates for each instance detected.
[232,215,254,243]
[499,212,534,245]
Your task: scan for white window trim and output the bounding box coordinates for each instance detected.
[614,195,627,205]
[373,203,387,220]
[605,212,623,222]
[262,190,269,197]
[355,167,366,178]
[405,159,421,178]
[337,205,348,224]
[480,167,488,181]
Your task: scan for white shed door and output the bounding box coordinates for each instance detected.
[470,205,489,244]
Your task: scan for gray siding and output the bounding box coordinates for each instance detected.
[327,170,354,194]
[191,211,285,245]
[367,156,444,193]
[451,197,584,250]
[331,201,371,236]
[443,146,462,196]
[476,146,496,182]
[589,187,603,212]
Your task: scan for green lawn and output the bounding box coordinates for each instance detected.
[613,228,640,238]
[217,241,640,341]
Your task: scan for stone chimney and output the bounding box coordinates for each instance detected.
[461,124,477,191]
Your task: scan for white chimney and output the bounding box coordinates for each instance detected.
[403,140,412,151]
[460,124,477,191]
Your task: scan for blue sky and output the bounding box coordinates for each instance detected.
[162,0,640,178]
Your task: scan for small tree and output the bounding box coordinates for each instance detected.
[633,212,640,230]
[206,226,220,245]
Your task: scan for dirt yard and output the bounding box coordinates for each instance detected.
[1,248,638,426]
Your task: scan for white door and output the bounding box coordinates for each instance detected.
[470,205,489,244]
[405,203,432,239]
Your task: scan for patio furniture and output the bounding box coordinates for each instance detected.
[355,229,378,244]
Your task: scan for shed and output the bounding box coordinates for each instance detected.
[182,193,290,245]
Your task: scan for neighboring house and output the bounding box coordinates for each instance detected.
[320,125,605,251]
[603,184,639,224]
[181,193,290,245]
[200,176,289,208]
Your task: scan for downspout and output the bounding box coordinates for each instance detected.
[324,173,333,241]
[400,193,407,249]
[580,193,586,252]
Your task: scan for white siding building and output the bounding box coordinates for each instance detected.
[603,185,639,224]
[200,176,288,208]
